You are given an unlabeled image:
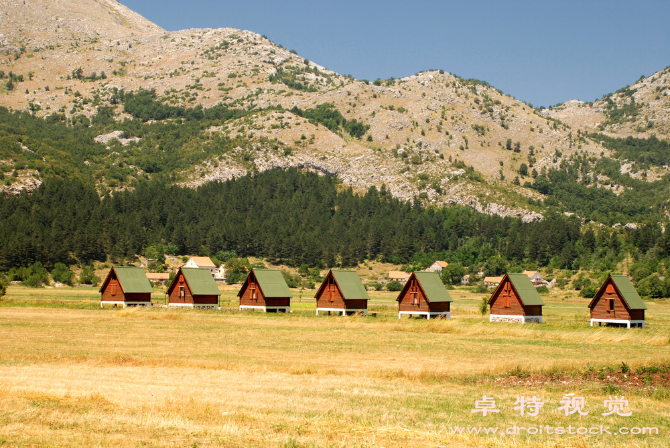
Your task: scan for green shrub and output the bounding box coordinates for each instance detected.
[225,258,251,284]
[51,263,74,286]
[387,280,403,291]
[479,296,489,315]
[79,266,101,286]
[11,262,50,287]
[281,270,301,288]
[368,282,383,291]
[164,272,176,287]
[579,284,598,298]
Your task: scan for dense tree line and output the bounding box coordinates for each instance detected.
[121,89,258,123]
[1,169,665,276]
[290,103,370,138]
[590,133,670,167]
[529,153,669,225]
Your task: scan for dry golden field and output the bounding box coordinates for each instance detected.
[0,285,669,447]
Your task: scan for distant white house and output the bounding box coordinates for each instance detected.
[522,270,544,286]
[461,274,470,285]
[183,256,217,276]
[428,261,448,273]
[388,271,410,284]
[214,265,227,282]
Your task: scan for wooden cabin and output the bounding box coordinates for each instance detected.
[589,275,647,328]
[100,266,153,307]
[396,271,452,319]
[315,270,370,316]
[238,269,292,313]
[167,267,221,309]
[488,273,545,323]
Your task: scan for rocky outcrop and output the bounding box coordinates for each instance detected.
[0,171,42,195]
[94,131,141,146]
[445,196,543,223]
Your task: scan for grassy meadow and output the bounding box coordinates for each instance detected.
[0,285,669,447]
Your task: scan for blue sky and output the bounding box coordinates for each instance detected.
[120,0,670,107]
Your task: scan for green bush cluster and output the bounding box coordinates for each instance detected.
[8,262,50,287]
[79,266,101,286]
[290,103,369,138]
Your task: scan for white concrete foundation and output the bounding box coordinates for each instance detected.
[168,303,219,310]
[490,314,542,324]
[590,318,645,328]
[239,305,291,313]
[398,311,451,319]
[316,308,368,316]
[101,301,152,308]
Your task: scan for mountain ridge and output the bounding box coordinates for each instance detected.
[0,0,668,225]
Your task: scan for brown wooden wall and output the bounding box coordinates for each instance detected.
[239,274,267,307]
[344,299,368,310]
[490,278,528,316]
[316,276,345,308]
[525,305,542,316]
[265,297,291,307]
[590,282,633,320]
[168,271,193,304]
[398,277,430,312]
[101,277,124,302]
[630,310,645,320]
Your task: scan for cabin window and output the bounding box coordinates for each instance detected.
[412,292,418,305]
[251,288,256,299]
[179,286,185,298]
[111,284,116,296]
[608,299,615,312]
[327,276,335,301]
[501,282,512,308]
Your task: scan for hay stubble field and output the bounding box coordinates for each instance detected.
[1,286,669,447]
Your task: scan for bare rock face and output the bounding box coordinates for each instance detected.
[446,196,543,222]
[0,169,42,195]
[94,131,141,146]
[0,0,164,47]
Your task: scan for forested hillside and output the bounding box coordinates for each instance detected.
[1,169,667,280]
[3,101,670,226]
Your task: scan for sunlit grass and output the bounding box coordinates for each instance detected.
[0,285,668,446]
